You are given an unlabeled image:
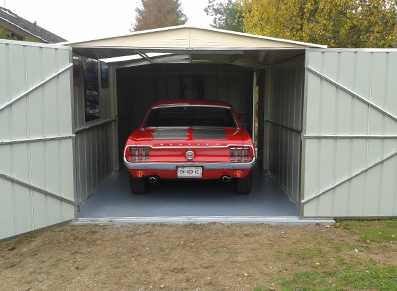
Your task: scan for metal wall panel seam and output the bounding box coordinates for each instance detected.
[0,64,73,113]
[0,172,77,206]
[306,66,397,123]
[0,135,75,145]
[23,45,35,231]
[301,149,397,204]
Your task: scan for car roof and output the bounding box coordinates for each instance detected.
[151,99,233,108]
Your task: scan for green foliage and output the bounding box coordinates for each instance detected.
[204,0,244,32]
[0,27,17,40]
[131,0,187,32]
[239,0,397,47]
[0,27,40,42]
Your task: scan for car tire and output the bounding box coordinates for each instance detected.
[129,173,148,194]
[233,170,252,195]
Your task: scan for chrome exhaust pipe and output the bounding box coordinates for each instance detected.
[222,175,231,182]
[149,177,157,184]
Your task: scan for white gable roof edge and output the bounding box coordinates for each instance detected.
[65,25,327,49]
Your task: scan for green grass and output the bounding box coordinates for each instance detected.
[267,220,397,291]
[341,219,397,243]
[275,262,397,291]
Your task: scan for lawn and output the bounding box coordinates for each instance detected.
[1,220,396,290]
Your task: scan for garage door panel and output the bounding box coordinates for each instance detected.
[305,74,322,133]
[30,142,46,189]
[44,140,61,195]
[0,145,12,174]
[12,143,30,183]
[8,45,26,99]
[321,82,337,134]
[11,99,29,139]
[41,47,59,76]
[32,191,47,230]
[60,139,75,201]
[351,99,370,134]
[322,51,339,80]
[26,46,42,87]
[0,41,75,241]
[332,183,349,216]
[28,89,45,137]
[336,93,353,133]
[380,157,397,214]
[369,110,386,134]
[47,197,62,225]
[354,52,372,99]
[385,55,397,117]
[365,166,382,216]
[14,184,33,235]
[58,71,73,135]
[43,81,59,136]
[385,119,397,135]
[339,52,356,84]
[303,49,397,218]
[0,179,14,239]
[335,139,351,179]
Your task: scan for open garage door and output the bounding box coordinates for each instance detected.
[301,49,397,217]
[0,40,76,240]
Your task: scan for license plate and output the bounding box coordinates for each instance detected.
[177,167,202,178]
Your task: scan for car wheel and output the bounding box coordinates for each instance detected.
[129,173,148,194]
[233,170,252,195]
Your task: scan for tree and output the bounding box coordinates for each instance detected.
[0,27,39,42]
[204,0,244,32]
[131,0,188,32]
[238,0,397,48]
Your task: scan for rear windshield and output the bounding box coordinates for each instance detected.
[144,106,237,128]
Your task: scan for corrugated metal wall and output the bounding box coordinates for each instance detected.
[0,40,75,240]
[302,49,397,217]
[117,65,254,161]
[263,55,305,203]
[73,55,118,205]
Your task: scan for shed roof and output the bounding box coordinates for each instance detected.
[69,25,326,68]
[0,6,67,43]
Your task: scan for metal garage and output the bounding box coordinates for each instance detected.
[1,26,397,240]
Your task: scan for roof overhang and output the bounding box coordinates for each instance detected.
[67,25,327,68]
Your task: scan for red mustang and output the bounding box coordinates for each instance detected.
[123,100,256,194]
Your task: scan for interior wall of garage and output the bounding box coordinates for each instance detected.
[116,64,255,162]
[0,40,76,240]
[72,53,119,205]
[301,49,397,217]
[262,54,305,203]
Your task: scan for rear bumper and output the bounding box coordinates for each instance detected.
[124,157,256,171]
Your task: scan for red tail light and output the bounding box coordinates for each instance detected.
[230,147,251,162]
[127,147,150,162]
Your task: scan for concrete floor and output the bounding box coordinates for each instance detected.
[78,166,300,218]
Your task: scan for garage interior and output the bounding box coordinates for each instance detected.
[70,26,325,219]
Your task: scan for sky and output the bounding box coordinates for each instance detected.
[2,0,216,42]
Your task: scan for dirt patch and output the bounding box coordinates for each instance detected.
[0,223,396,290]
